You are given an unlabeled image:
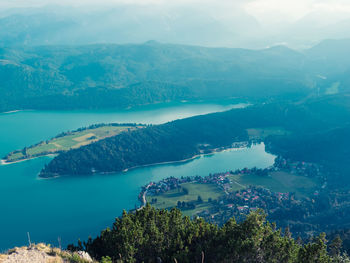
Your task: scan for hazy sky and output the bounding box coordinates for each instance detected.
[2,0,350,25]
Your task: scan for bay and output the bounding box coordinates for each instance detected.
[0,100,275,250]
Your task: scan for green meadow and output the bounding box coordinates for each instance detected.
[147,183,224,216]
[246,127,289,140]
[5,125,138,162]
[227,171,320,198]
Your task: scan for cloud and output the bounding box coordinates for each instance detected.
[0,0,246,8]
[1,0,350,26]
[245,0,350,24]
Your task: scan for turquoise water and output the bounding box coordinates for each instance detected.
[0,101,275,250]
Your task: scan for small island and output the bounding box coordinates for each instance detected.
[2,123,144,164]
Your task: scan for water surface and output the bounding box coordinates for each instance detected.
[0,100,274,250]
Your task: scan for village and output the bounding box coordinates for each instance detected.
[138,156,328,229]
[139,156,325,206]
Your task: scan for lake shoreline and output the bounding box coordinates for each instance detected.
[1,100,265,250]
[122,145,249,173]
[41,143,254,178]
[1,154,57,166]
[0,100,249,116]
[1,110,22,114]
[2,125,143,165]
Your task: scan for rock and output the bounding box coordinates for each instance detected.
[77,251,93,262]
[1,247,58,263]
[0,244,94,263]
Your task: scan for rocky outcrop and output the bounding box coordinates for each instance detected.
[0,244,94,263]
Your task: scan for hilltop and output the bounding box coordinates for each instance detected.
[69,204,347,262]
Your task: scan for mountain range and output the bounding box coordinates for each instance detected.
[1,39,350,112]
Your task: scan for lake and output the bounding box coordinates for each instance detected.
[0,100,275,250]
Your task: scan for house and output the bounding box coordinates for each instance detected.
[237,206,245,212]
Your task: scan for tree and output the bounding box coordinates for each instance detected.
[22,147,28,156]
[100,256,112,263]
[297,233,330,263]
[330,235,343,257]
[182,187,189,195]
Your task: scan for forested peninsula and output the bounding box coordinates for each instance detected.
[40,93,350,178]
[2,123,142,164]
[39,102,286,177]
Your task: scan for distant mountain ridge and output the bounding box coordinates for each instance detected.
[1,5,350,49]
[0,5,261,48]
[2,40,350,112]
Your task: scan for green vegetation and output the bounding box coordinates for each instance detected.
[228,171,320,198]
[147,183,223,216]
[40,106,256,177]
[325,82,340,95]
[4,124,140,163]
[0,41,335,113]
[2,39,350,113]
[246,127,289,140]
[70,204,347,263]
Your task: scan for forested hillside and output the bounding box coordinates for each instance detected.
[2,40,349,112]
[265,94,350,186]
[69,204,346,262]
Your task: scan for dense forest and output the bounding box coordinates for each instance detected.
[1,39,350,112]
[265,94,350,186]
[40,93,350,179]
[69,204,348,263]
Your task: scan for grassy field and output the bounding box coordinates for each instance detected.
[246,127,289,140]
[227,171,320,198]
[147,183,224,216]
[5,125,139,162]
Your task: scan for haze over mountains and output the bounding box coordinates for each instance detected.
[1,39,350,112]
[1,2,350,49]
